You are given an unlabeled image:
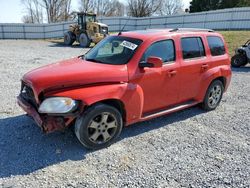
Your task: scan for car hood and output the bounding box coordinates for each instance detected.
[23,57,128,96]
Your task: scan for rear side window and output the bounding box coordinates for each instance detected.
[207,36,225,56]
[141,40,175,63]
[181,37,205,60]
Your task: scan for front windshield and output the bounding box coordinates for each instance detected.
[84,36,142,65]
[86,15,96,22]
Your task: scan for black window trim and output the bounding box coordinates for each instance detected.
[140,39,176,65]
[181,36,206,61]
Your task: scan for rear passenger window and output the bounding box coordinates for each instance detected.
[141,40,175,63]
[181,37,205,60]
[207,36,225,56]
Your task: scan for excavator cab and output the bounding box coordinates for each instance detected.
[77,12,97,31]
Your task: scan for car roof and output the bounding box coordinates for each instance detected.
[118,28,220,41]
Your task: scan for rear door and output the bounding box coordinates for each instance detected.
[178,36,209,102]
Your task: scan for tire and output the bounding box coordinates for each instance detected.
[231,54,247,67]
[241,61,249,67]
[201,80,224,111]
[79,33,91,48]
[74,104,123,149]
[64,31,75,45]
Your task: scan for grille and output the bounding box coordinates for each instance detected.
[21,82,37,108]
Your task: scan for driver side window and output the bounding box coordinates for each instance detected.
[140,40,175,64]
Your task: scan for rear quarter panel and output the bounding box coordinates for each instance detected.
[195,33,232,101]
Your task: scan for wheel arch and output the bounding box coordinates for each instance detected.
[90,99,127,123]
[215,76,226,88]
[196,66,231,102]
[200,76,226,101]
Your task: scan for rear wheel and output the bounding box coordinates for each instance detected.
[231,54,247,67]
[64,31,75,45]
[202,80,224,111]
[74,104,123,149]
[79,33,91,47]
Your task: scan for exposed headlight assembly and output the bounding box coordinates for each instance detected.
[38,97,77,114]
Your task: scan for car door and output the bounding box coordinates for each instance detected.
[130,39,181,115]
[177,36,209,102]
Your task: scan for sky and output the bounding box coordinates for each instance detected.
[0,0,192,23]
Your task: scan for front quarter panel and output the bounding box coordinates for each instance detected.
[45,83,144,125]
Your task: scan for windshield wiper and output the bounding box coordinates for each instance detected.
[85,58,106,64]
[78,54,85,59]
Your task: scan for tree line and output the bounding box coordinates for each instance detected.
[21,0,183,23]
[190,0,250,12]
[22,0,250,23]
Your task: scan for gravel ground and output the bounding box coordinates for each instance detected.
[0,40,250,188]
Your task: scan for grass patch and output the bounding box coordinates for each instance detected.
[219,31,250,56]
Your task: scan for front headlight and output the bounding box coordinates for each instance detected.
[38,97,77,114]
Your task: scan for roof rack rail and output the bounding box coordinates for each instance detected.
[169,28,214,32]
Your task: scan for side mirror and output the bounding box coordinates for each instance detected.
[139,56,163,68]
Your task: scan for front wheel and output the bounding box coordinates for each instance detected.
[74,104,123,149]
[64,31,75,45]
[79,33,91,48]
[231,54,247,67]
[201,80,224,111]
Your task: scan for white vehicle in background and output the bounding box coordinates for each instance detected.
[231,40,250,67]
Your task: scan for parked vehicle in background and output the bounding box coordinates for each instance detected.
[64,12,108,47]
[231,40,250,67]
[18,28,231,149]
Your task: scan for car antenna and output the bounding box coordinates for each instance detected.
[118,17,131,36]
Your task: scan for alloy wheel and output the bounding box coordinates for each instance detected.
[87,112,118,144]
[208,85,222,109]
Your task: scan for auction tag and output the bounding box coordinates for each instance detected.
[120,41,138,50]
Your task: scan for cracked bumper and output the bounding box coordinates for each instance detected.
[17,95,68,133]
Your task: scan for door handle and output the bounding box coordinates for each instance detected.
[168,70,177,77]
[201,64,209,71]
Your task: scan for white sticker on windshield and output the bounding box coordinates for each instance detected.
[120,40,138,50]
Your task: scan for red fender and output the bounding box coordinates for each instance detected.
[46,83,144,125]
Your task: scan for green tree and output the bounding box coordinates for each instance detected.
[237,0,250,7]
[190,0,221,13]
[189,0,250,13]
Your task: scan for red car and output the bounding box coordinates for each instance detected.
[18,28,231,149]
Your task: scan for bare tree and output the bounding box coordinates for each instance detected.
[40,0,72,23]
[112,0,125,16]
[101,0,125,16]
[78,0,125,17]
[22,0,72,23]
[127,0,162,17]
[22,0,43,23]
[159,0,183,15]
[59,0,72,21]
[79,0,95,12]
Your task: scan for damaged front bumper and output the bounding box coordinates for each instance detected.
[17,95,76,133]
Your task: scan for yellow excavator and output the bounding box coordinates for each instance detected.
[64,12,108,47]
